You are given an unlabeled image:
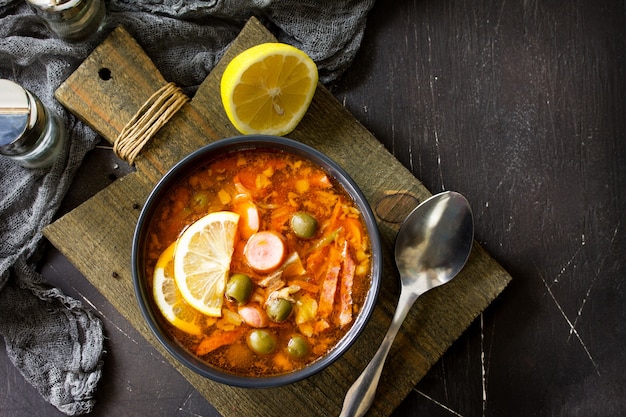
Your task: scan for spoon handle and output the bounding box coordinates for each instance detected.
[339,289,419,417]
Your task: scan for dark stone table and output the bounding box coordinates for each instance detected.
[1,0,624,416]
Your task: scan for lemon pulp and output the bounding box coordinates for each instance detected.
[173,211,240,317]
[153,243,203,334]
[220,42,318,136]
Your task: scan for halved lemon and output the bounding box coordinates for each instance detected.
[220,42,318,136]
[174,211,240,317]
[153,243,203,335]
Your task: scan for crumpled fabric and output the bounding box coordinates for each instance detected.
[0,0,375,415]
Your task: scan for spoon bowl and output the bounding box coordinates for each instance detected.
[340,191,474,417]
[395,191,474,297]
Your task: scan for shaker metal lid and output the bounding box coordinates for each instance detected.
[0,80,46,155]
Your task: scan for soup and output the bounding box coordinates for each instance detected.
[144,148,372,377]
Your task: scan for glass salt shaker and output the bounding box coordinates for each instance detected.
[0,79,66,169]
[26,0,106,42]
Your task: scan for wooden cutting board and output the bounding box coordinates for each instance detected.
[44,18,511,417]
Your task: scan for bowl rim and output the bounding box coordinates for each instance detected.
[131,135,382,388]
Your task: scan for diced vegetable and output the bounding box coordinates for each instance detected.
[218,189,231,205]
[289,279,319,294]
[295,178,309,194]
[295,294,318,325]
[196,329,245,356]
[309,173,331,188]
[234,199,260,239]
[343,217,363,247]
[221,308,243,326]
[282,252,307,278]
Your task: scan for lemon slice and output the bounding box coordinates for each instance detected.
[153,243,203,335]
[220,42,318,136]
[174,211,240,317]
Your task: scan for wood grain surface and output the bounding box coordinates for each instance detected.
[331,1,625,415]
[44,18,511,417]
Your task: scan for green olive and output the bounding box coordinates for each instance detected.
[290,212,318,239]
[191,191,210,211]
[286,334,309,358]
[247,329,276,354]
[266,298,293,323]
[225,273,253,304]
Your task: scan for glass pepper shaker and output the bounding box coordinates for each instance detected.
[0,79,66,169]
[26,0,106,42]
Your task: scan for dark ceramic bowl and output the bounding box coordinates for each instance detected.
[132,135,382,388]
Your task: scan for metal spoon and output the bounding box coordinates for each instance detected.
[339,191,474,417]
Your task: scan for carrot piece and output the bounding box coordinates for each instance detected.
[196,328,245,356]
[343,217,362,248]
[271,205,296,232]
[337,240,356,327]
[314,319,330,334]
[234,199,259,239]
[305,247,328,282]
[236,169,258,192]
[273,351,294,372]
[244,231,287,272]
[317,244,342,319]
[328,199,343,229]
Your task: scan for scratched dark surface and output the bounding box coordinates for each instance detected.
[1,0,625,416]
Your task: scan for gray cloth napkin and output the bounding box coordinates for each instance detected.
[0,0,375,415]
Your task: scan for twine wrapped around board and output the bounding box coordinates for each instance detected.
[113,82,189,164]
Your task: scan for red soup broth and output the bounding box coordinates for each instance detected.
[145,148,372,377]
